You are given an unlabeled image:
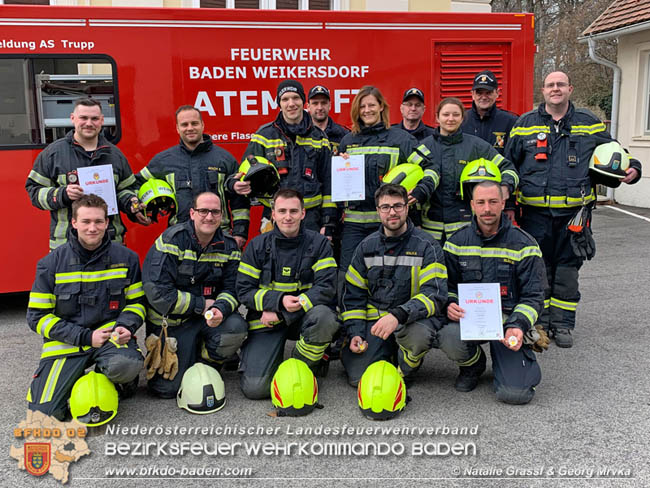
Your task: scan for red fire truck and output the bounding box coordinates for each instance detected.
[0,5,535,293]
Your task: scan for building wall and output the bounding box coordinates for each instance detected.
[614,30,650,207]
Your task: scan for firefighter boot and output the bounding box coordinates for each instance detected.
[454,346,487,392]
[553,328,573,348]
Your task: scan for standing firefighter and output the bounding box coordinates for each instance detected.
[26,97,148,250]
[136,105,251,248]
[26,194,144,420]
[142,192,247,398]
[505,71,642,347]
[243,80,335,235]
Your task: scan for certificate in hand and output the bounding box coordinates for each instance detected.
[77,164,118,216]
[458,282,504,341]
[331,155,365,202]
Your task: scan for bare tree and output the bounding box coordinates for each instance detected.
[492,0,617,117]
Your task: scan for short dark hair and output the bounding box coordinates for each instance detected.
[72,193,108,220]
[73,97,102,112]
[375,184,407,206]
[436,97,465,118]
[192,191,221,209]
[176,105,202,122]
[471,180,503,199]
[272,188,304,209]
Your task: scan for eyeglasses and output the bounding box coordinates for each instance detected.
[377,203,406,213]
[402,102,424,109]
[544,82,569,88]
[194,208,222,217]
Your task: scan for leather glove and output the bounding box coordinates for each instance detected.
[523,325,550,353]
[158,336,179,381]
[143,334,162,380]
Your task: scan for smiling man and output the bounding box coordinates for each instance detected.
[307,84,349,154]
[26,194,145,420]
[243,80,335,236]
[26,97,146,250]
[461,70,518,155]
[341,184,462,387]
[505,71,642,347]
[142,191,247,398]
[137,106,250,248]
[236,189,338,399]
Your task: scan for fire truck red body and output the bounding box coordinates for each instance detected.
[0,5,535,293]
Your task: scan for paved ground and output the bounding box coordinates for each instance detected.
[1,203,649,488]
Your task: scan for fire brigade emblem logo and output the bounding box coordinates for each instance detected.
[494,132,505,148]
[410,88,418,95]
[345,161,351,168]
[93,172,100,180]
[475,291,483,299]
[207,395,215,408]
[480,75,487,82]
[24,443,51,476]
[478,167,486,176]
[315,86,324,93]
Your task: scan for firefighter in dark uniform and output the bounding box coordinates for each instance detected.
[461,70,518,156]
[419,97,518,242]
[338,85,438,274]
[142,191,247,398]
[243,80,336,236]
[307,85,350,154]
[342,184,466,386]
[505,71,642,347]
[26,98,148,251]
[391,87,435,142]
[26,194,144,420]
[236,189,339,399]
[137,105,251,248]
[444,180,545,404]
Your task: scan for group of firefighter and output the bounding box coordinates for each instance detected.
[24,69,642,424]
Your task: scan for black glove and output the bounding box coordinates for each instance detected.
[570,225,596,260]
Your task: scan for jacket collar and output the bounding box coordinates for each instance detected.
[471,214,511,242]
[180,134,213,154]
[471,101,497,120]
[379,218,414,243]
[433,127,463,145]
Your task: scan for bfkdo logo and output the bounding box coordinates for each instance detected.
[25,443,51,476]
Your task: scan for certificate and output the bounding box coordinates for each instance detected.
[331,155,365,202]
[77,164,118,216]
[458,282,503,340]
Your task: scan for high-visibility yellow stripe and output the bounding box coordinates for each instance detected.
[39,357,66,404]
[238,262,261,279]
[28,292,56,309]
[173,290,192,314]
[28,169,52,187]
[344,210,380,224]
[443,242,542,261]
[413,294,435,316]
[345,265,368,290]
[254,289,267,311]
[124,282,145,299]
[419,263,448,286]
[250,133,284,148]
[513,303,539,327]
[216,292,238,311]
[341,310,366,321]
[312,257,337,273]
[123,303,146,320]
[550,297,578,311]
[36,313,61,338]
[510,126,550,137]
[517,190,596,208]
[55,268,128,284]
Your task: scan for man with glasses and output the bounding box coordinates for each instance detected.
[236,189,338,399]
[391,87,434,141]
[142,191,247,398]
[461,70,518,155]
[341,184,465,386]
[506,71,642,348]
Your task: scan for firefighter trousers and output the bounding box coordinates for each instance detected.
[341,318,466,387]
[520,207,582,331]
[27,338,143,421]
[449,320,542,404]
[146,313,248,399]
[239,304,339,400]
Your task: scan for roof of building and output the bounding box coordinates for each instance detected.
[582,0,650,37]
